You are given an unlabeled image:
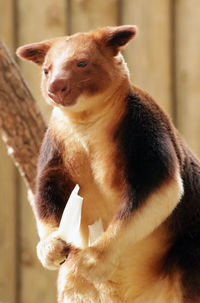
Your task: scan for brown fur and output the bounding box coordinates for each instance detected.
[17,26,200,303]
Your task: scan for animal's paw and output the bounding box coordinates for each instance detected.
[37,231,73,270]
[76,246,118,282]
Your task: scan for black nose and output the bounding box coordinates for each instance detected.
[48,79,70,103]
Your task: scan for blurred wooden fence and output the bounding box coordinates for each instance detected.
[0,0,199,302]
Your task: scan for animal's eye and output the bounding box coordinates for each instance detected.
[77,61,87,68]
[44,69,49,75]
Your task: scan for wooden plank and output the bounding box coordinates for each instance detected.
[0,1,17,302]
[18,0,67,121]
[0,142,17,303]
[19,183,57,303]
[121,0,173,116]
[17,1,67,302]
[0,0,14,50]
[70,0,119,33]
[175,0,200,156]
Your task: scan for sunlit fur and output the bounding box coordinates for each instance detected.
[17,26,200,303]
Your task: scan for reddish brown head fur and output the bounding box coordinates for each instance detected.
[16,26,137,108]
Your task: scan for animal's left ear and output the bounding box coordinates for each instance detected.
[16,41,51,65]
[101,25,138,55]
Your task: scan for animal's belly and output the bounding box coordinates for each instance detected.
[78,180,120,247]
[63,144,122,248]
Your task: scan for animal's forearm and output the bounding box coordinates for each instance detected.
[95,169,183,254]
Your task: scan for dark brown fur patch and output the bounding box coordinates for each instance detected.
[165,146,200,301]
[35,129,74,223]
[114,88,177,219]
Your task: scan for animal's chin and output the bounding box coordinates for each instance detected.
[49,93,78,108]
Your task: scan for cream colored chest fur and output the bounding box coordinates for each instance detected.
[51,108,122,246]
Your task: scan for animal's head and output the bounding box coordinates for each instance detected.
[17,25,137,110]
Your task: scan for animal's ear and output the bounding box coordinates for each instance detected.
[101,25,137,55]
[16,41,51,65]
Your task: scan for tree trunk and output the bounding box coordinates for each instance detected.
[0,41,46,193]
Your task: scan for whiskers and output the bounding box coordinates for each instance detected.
[77,78,90,88]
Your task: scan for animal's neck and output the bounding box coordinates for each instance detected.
[57,77,130,132]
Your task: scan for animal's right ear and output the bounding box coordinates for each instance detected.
[16,42,51,65]
[97,25,138,56]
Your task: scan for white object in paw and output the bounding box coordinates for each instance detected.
[58,184,83,247]
[57,184,104,248]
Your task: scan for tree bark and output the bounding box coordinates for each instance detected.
[0,41,46,193]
